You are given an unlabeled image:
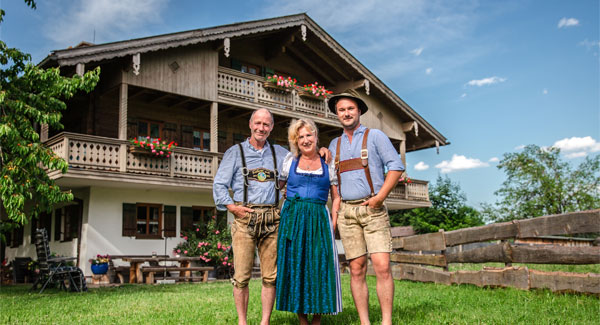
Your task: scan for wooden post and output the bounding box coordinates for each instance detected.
[40,124,49,142]
[399,140,406,170]
[119,83,128,172]
[502,239,512,267]
[210,102,219,176]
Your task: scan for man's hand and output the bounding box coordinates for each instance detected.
[319,147,332,164]
[360,195,384,209]
[226,204,254,219]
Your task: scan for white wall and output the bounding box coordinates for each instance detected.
[82,186,214,275]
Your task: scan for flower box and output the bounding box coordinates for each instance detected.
[262,81,292,93]
[129,146,164,157]
[297,89,326,101]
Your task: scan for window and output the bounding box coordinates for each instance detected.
[192,207,215,236]
[137,120,162,141]
[181,206,227,234]
[136,203,162,239]
[240,63,261,76]
[54,203,81,242]
[193,129,211,151]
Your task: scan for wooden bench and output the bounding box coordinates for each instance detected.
[141,266,213,284]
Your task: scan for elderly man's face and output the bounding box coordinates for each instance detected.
[249,109,273,143]
[335,98,361,131]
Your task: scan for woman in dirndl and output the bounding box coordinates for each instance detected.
[276,118,342,324]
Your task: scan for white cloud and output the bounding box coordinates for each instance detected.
[515,144,525,150]
[435,154,489,173]
[543,88,548,95]
[411,47,424,56]
[414,161,430,171]
[552,136,600,159]
[558,17,580,28]
[425,67,433,74]
[488,157,499,163]
[44,0,167,47]
[460,93,467,98]
[466,76,507,87]
[579,39,600,50]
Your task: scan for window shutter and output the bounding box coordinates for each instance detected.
[164,205,177,237]
[181,125,193,148]
[127,117,138,140]
[180,206,193,233]
[54,208,62,241]
[163,123,178,145]
[122,203,137,237]
[12,226,23,248]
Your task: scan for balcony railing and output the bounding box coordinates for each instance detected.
[217,67,336,120]
[46,132,429,202]
[46,132,222,181]
[388,179,430,202]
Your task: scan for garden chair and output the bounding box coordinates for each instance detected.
[31,228,87,293]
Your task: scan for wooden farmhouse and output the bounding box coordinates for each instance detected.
[3,14,447,276]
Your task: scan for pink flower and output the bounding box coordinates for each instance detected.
[198,243,202,248]
[184,250,188,254]
[204,252,209,256]
[224,257,228,261]
[159,151,164,155]
[223,262,227,265]
[152,149,156,153]
[183,236,188,241]
[196,228,200,232]
[206,259,211,262]
[215,230,220,234]
[177,249,181,253]
[217,242,221,249]
[228,263,232,266]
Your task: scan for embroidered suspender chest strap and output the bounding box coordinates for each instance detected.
[334,128,374,199]
[237,143,279,206]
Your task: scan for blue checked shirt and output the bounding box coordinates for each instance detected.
[213,139,289,210]
[328,125,405,200]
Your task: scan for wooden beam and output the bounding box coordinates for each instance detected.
[391,252,446,267]
[168,98,194,109]
[402,231,446,251]
[332,79,367,94]
[128,88,148,100]
[445,221,518,246]
[149,93,172,104]
[266,32,297,61]
[516,209,600,237]
[302,40,352,80]
[286,45,336,85]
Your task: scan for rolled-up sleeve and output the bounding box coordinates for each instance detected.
[373,129,405,171]
[213,146,238,211]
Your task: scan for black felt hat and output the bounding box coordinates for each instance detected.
[327,92,368,115]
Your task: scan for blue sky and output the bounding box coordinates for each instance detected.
[1,0,598,207]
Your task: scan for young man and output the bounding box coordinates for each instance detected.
[328,93,404,325]
[213,108,330,325]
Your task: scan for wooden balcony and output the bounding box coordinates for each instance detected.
[45,132,222,191]
[217,67,338,124]
[45,132,430,207]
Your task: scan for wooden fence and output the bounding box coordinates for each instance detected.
[379,210,600,294]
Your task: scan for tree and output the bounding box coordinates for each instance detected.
[0,1,100,229]
[390,175,483,234]
[483,145,600,222]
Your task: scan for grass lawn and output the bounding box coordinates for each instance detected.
[1,275,598,324]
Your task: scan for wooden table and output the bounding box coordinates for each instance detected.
[121,257,206,283]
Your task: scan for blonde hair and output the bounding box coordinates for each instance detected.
[288,118,319,157]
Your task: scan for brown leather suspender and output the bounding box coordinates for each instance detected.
[238,142,279,206]
[334,128,374,199]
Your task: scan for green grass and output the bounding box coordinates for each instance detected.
[1,275,598,324]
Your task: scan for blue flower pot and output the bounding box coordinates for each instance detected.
[91,263,108,274]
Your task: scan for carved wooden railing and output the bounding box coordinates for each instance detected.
[388,179,429,201]
[46,132,222,181]
[217,67,334,120]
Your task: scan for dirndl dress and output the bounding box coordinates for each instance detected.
[275,156,342,315]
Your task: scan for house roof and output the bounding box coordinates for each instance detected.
[40,13,448,151]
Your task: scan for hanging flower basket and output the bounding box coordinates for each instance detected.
[263,74,297,93]
[298,89,325,101]
[298,83,332,100]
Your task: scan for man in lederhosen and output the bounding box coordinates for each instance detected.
[328,93,404,325]
[213,108,329,325]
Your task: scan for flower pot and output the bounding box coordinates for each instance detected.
[129,146,169,158]
[91,263,109,275]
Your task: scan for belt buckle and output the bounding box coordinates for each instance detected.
[360,149,368,160]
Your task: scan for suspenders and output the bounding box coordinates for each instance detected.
[334,128,374,199]
[238,142,279,206]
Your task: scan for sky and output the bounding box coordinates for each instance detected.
[1,0,598,207]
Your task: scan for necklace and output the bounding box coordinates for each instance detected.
[300,154,320,170]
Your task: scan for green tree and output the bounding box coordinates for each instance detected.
[0,2,100,229]
[483,145,600,222]
[390,175,483,234]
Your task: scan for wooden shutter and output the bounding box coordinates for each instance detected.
[163,122,178,144]
[181,125,193,148]
[127,117,138,140]
[180,206,193,233]
[122,203,137,237]
[163,205,177,237]
[54,208,62,241]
